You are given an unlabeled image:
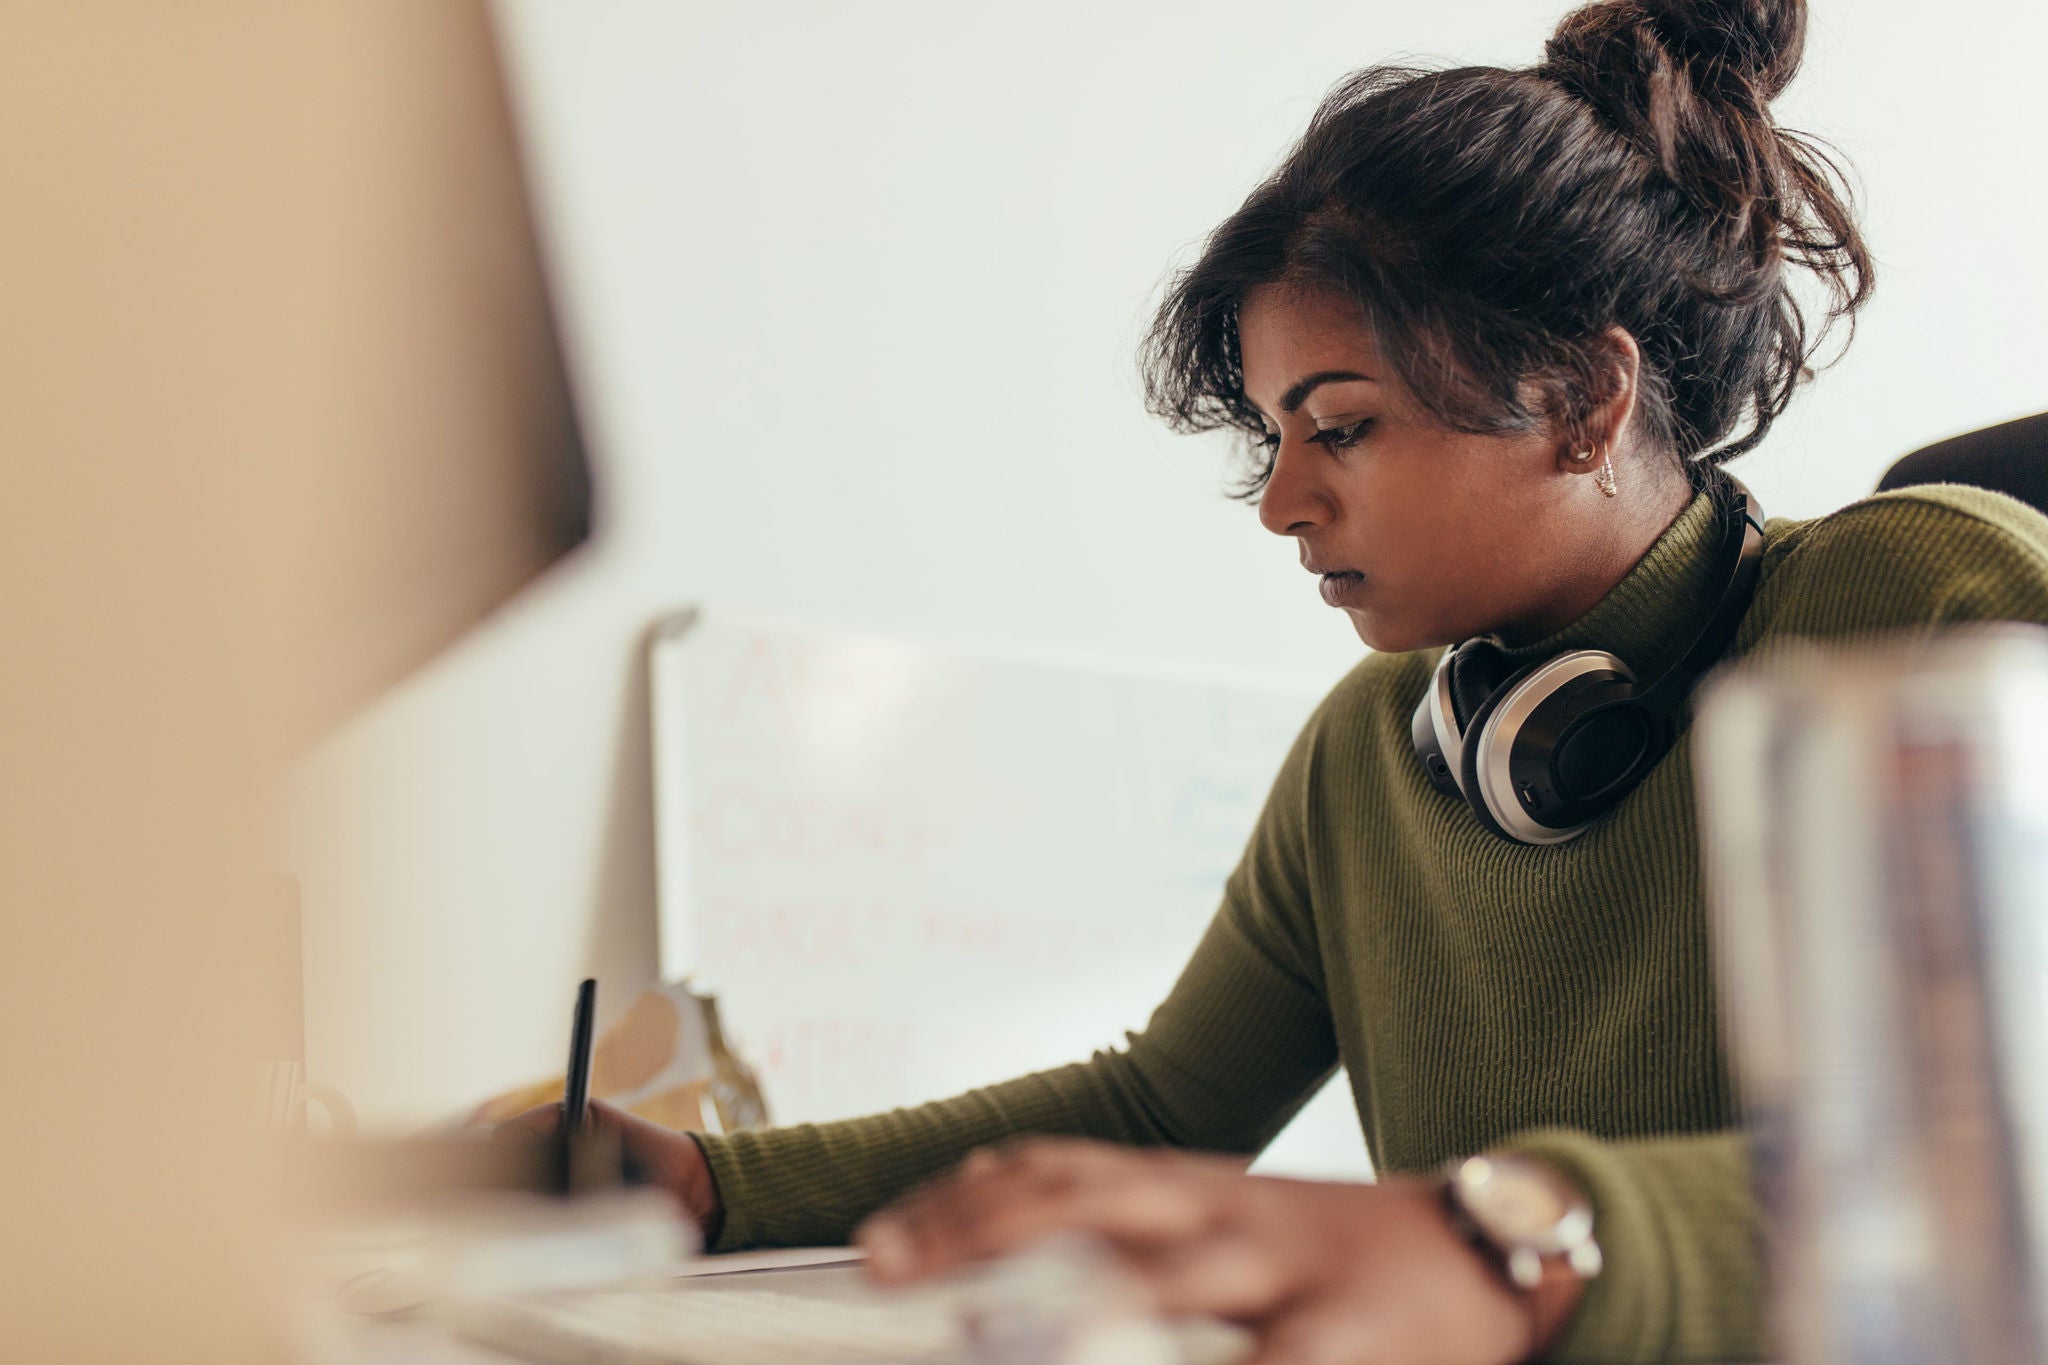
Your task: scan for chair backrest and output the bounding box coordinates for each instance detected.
[1876,412,2048,515]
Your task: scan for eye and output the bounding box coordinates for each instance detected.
[1310,418,1374,451]
[1255,419,1375,454]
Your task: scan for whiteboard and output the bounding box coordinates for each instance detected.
[649,609,1372,1178]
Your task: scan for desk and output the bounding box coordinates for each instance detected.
[301,1261,1255,1365]
[301,1270,1755,1365]
[303,1264,880,1363]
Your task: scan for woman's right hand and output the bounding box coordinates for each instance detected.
[493,1099,725,1245]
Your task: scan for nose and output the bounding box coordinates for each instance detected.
[1255,436,1330,538]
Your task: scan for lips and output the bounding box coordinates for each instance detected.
[1317,570,1365,608]
[1302,552,1366,608]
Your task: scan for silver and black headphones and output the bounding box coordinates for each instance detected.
[1410,477,1766,845]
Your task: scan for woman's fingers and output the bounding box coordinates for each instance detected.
[866,1163,1543,1365]
[859,1141,1104,1280]
[489,1101,568,1141]
[859,1140,1236,1282]
[1246,1305,1395,1365]
[1126,1229,1302,1323]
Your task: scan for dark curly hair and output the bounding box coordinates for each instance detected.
[1139,0,1872,497]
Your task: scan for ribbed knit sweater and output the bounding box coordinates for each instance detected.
[693,483,2048,1362]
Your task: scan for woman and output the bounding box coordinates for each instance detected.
[512,0,2048,1358]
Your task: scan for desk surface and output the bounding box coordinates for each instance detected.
[304,1262,1255,1365]
[303,1263,880,1362]
[305,1264,1748,1365]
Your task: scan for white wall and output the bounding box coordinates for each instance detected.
[284,0,2048,1130]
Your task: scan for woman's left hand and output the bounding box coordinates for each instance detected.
[854,1138,1574,1365]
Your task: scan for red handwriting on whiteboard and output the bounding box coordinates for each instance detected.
[746,1017,920,1085]
[703,894,905,968]
[699,888,1170,973]
[715,636,928,745]
[691,781,941,865]
[718,637,789,729]
[913,907,1127,965]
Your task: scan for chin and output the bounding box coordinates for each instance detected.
[1344,608,1445,656]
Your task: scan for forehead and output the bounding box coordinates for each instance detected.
[1237,283,1382,403]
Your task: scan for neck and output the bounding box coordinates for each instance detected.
[1493,467,1696,648]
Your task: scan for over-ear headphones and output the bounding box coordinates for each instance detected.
[1410,477,1766,845]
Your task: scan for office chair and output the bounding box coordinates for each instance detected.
[1876,412,2048,515]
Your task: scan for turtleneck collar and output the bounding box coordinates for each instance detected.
[1483,486,1725,678]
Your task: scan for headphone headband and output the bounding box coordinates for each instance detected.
[1411,476,1766,844]
[1631,477,1765,716]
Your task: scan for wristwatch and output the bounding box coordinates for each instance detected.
[1440,1152,1604,1293]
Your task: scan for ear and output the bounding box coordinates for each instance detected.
[1553,327,1643,475]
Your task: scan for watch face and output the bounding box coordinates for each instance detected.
[1456,1156,1584,1247]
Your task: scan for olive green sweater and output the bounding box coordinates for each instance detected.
[693,484,2048,1362]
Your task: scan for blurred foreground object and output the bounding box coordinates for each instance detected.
[1,1,590,1359]
[473,980,769,1135]
[263,879,360,1138]
[286,1135,692,1345]
[267,0,594,734]
[1697,625,2048,1365]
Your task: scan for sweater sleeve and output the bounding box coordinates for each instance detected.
[1752,485,2048,642]
[692,712,1342,1250]
[1494,1128,1764,1363]
[1489,488,2048,1364]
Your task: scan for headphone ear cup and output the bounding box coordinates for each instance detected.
[1446,639,1507,729]
[1462,651,1642,845]
[1551,699,1659,804]
[1456,662,1537,843]
[1420,643,1664,842]
[1411,648,1466,797]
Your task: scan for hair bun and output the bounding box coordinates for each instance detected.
[1538,0,1812,215]
[1641,0,1805,100]
[1542,0,1805,121]
[1528,0,1866,460]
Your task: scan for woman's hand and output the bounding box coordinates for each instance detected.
[854,1139,1576,1365]
[492,1099,724,1244]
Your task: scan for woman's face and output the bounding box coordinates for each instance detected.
[1238,282,1614,653]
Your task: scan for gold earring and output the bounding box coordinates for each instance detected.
[1595,451,1618,498]
[1572,448,1595,462]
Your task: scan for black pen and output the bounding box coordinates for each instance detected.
[563,977,597,1136]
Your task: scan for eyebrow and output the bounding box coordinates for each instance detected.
[1269,369,1378,417]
